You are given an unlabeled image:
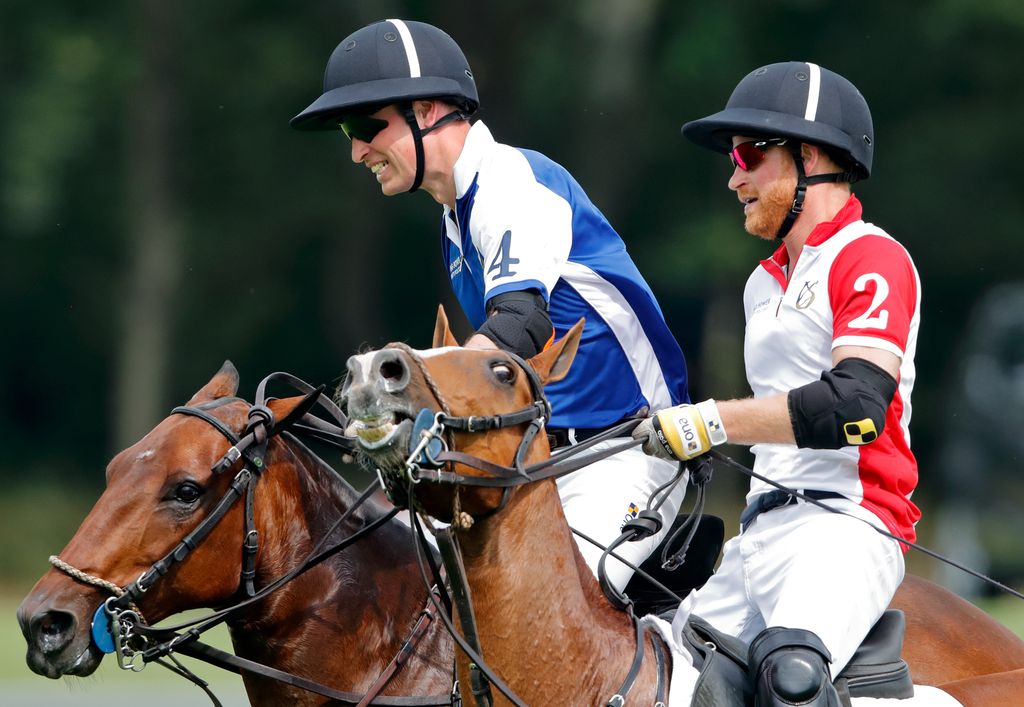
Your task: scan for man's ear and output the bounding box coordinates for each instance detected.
[414,99,444,124]
[803,143,841,175]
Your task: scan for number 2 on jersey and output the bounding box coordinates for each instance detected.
[487,230,520,279]
[848,273,889,329]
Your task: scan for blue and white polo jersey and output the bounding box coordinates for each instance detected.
[441,121,689,429]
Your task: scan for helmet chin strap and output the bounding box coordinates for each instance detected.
[400,104,427,193]
[775,143,858,240]
[400,103,470,193]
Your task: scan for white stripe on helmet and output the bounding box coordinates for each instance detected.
[387,19,421,78]
[804,62,821,121]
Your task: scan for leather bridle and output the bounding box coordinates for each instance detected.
[380,346,671,707]
[51,372,454,706]
[107,373,333,614]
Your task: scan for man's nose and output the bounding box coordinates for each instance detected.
[727,165,746,191]
[350,138,369,164]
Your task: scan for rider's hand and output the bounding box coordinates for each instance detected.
[632,400,728,461]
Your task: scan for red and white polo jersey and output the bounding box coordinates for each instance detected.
[743,195,921,543]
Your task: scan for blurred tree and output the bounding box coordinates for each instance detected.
[114,0,183,447]
[2,0,1024,591]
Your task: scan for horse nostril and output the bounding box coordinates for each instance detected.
[380,359,404,381]
[31,610,76,655]
[376,350,410,392]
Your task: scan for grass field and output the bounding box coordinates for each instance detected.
[5,591,1023,706]
[975,595,1024,638]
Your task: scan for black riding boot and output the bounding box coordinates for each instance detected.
[748,627,841,706]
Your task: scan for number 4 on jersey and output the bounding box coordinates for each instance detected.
[487,230,520,279]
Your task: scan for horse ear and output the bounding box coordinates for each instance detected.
[186,360,240,405]
[266,395,308,427]
[433,304,459,348]
[527,318,584,385]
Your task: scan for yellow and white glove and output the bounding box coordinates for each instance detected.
[633,400,728,461]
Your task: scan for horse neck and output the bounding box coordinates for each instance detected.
[454,474,649,705]
[228,437,452,702]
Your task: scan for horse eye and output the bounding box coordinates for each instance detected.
[491,363,516,384]
[174,481,203,504]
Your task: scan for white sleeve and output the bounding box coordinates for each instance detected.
[742,268,763,323]
[471,148,572,302]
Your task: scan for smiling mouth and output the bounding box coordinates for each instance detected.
[370,160,389,181]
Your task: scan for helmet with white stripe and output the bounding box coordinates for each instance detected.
[682,62,873,180]
[290,19,478,131]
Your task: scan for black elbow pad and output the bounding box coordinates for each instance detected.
[476,289,554,359]
[788,357,898,449]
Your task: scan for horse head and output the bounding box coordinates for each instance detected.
[16,361,310,680]
[343,305,582,521]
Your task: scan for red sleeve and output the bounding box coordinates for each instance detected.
[828,235,918,355]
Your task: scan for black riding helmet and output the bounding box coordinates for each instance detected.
[682,62,873,239]
[291,19,479,192]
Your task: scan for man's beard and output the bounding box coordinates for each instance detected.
[743,175,797,240]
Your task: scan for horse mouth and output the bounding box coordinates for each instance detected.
[349,412,413,451]
[26,643,102,679]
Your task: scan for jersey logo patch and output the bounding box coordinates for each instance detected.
[449,254,464,278]
[796,280,818,310]
[752,296,774,315]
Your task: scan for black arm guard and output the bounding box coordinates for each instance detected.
[475,289,554,359]
[788,357,898,449]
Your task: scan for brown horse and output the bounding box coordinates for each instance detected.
[344,306,1024,706]
[17,362,454,706]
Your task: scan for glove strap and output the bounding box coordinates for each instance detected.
[696,399,728,446]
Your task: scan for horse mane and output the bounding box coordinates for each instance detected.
[270,430,414,565]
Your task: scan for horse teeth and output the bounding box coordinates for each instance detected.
[351,414,406,450]
[355,414,393,429]
[357,424,393,443]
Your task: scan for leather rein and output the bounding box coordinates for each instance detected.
[381,345,671,707]
[54,372,453,707]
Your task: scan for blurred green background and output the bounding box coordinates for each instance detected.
[4,0,1024,702]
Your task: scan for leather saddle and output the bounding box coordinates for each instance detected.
[679,610,914,706]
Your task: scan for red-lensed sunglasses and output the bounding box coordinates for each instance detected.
[729,138,789,172]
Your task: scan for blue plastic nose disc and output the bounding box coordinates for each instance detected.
[410,408,444,465]
[90,603,116,654]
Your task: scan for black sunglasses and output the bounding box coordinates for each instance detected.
[339,112,389,143]
[729,138,789,171]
